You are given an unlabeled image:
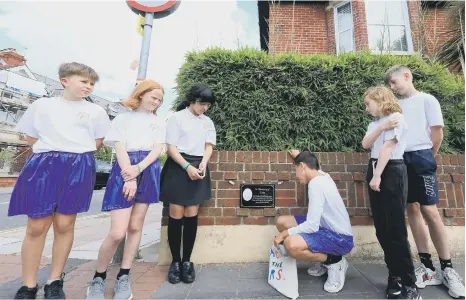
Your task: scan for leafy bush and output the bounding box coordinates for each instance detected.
[174,49,464,153]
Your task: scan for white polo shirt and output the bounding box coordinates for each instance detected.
[365,112,407,159]
[16,97,111,153]
[104,111,166,151]
[288,171,353,236]
[165,108,216,156]
[398,93,444,152]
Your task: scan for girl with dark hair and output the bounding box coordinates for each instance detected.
[160,83,217,284]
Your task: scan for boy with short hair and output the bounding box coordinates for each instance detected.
[9,62,111,299]
[275,151,353,294]
[384,65,464,299]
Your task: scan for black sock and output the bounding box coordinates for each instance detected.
[182,215,198,262]
[440,258,453,271]
[117,268,130,280]
[93,271,107,281]
[324,254,342,265]
[168,216,183,263]
[419,253,435,271]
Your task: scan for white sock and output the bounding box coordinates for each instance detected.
[46,278,59,285]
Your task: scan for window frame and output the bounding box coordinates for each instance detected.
[334,1,355,55]
[364,0,414,54]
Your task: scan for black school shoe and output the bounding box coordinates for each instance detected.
[14,285,38,299]
[181,262,196,283]
[168,262,181,284]
[386,276,402,299]
[401,285,422,300]
[44,273,65,299]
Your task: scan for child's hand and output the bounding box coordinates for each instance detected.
[186,165,203,181]
[274,234,285,249]
[198,162,206,178]
[379,117,399,131]
[370,175,381,192]
[121,165,140,181]
[122,180,137,201]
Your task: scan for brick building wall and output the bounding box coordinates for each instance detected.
[421,5,451,57]
[351,0,369,51]
[268,2,329,54]
[266,0,449,57]
[162,151,465,227]
[325,6,336,54]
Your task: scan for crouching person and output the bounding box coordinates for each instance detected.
[274,151,354,293]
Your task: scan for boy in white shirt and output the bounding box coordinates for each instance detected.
[384,65,464,299]
[8,62,111,299]
[275,151,353,294]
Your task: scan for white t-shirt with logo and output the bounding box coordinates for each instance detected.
[104,111,165,151]
[398,93,444,152]
[287,171,353,236]
[165,108,216,156]
[366,112,407,159]
[16,97,111,153]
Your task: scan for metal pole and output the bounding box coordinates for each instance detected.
[112,12,155,264]
[136,12,154,81]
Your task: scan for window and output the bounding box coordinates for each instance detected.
[365,0,413,53]
[335,2,355,54]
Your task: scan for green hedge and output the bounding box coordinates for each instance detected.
[174,49,465,153]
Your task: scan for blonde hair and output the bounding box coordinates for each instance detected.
[123,80,164,112]
[364,85,402,116]
[383,65,412,84]
[58,62,99,83]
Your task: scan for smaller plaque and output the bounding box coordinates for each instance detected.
[240,184,275,208]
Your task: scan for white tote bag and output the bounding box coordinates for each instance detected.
[268,244,299,299]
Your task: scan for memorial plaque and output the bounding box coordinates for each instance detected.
[240,184,275,208]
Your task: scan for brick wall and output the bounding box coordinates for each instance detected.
[267,0,449,58]
[161,151,465,227]
[0,177,17,187]
[351,0,369,51]
[268,2,330,54]
[421,6,450,57]
[326,6,336,54]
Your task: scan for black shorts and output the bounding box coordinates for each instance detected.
[403,149,439,206]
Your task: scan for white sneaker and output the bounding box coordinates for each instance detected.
[307,263,327,277]
[415,264,442,288]
[323,258,348,293]
[442,267,465,299]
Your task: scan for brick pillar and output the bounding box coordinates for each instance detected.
[326,6,336,54]
[407,0,423,53]
[352,0,369,51]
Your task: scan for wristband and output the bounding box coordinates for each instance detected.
[182,162,190,170]
[136,164,142,173]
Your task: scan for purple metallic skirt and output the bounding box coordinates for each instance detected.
[102,151,161,211]
[8,151,96,218]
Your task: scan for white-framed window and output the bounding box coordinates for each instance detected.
[365,0,413,54]
[334,1,355,54]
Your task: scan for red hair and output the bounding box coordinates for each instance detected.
[123,80,164,113]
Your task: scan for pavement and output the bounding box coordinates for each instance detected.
[0,189,162,259]
[0,187,464,299]
[0,256,463,299]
